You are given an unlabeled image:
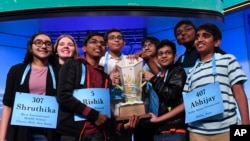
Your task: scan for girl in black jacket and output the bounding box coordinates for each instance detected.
[0,32,58,141]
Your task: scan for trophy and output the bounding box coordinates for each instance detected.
[115,57,149,120]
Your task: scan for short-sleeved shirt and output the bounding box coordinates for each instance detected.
[182,53,247,134]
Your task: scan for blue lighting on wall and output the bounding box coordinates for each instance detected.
[1,8,250,119]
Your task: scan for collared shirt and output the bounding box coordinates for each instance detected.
[99,52,126,74]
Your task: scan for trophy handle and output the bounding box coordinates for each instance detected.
[116,84,124,91]
[140,81,147,88]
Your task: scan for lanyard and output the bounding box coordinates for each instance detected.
[157,70,169,83]
[80,63,86,86]
[20,64,56,89]
[181,55,185,63]
[80,63,108,88]
[104,52,123,74]
[188,56,216,89]
[80,63,91,88]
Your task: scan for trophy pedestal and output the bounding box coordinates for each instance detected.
[115,101,150,121]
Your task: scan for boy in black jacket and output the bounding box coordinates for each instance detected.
[56,32,139,141]
[144,39,187,141]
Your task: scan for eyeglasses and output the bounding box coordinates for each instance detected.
[33,40,52,47]
[158,51,173,56]
[142,43,155,49]
[176,26,194,36]
[88,39,106,47]
[108,35,123,41]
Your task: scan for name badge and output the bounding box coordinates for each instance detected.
[11,92,58,128]
[183,82,224,123]
[73,88,111,121]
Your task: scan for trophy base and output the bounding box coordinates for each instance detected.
[125,96,137,102]
[115,102,150,121]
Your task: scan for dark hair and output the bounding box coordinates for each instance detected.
[104,28,124,41]
[196,23,226,54]
[83,32,104,46]
[157,39,176,55]
[23,32,55,64]
[196,23,222,41]
[174,19,196,37]
[141,36,160,47]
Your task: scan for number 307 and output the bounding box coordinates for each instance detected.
[32,97,44,103]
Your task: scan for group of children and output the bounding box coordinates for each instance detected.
[136,20,249,141]
[0,20,249,141]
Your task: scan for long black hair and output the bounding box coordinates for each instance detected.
[23,32,56,65]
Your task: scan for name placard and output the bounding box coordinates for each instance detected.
[183,82,224,123]
[73,88,111,121]
[11,92,58,128]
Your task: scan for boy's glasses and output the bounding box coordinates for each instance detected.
[88,39,106,47]
[158,51,173,56]
[33,40,52,47]
[176,26,194,36]
[108,36,123,41]
[142,44,155,49]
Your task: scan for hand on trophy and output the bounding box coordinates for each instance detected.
[123,114,140,129]
[126,51,150,61]
[126,53,141,61]
[110,67,120,86]
[148,112,160,123]
[94,113,108,126]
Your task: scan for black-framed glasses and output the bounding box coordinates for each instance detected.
[142,43,155,49]
[176,26,194,36]
[108,35,123,41]
[158,51,173,56]
[33,40,52,47]
[88,39,106,47]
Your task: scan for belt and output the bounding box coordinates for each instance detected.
[161,128,186,134]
